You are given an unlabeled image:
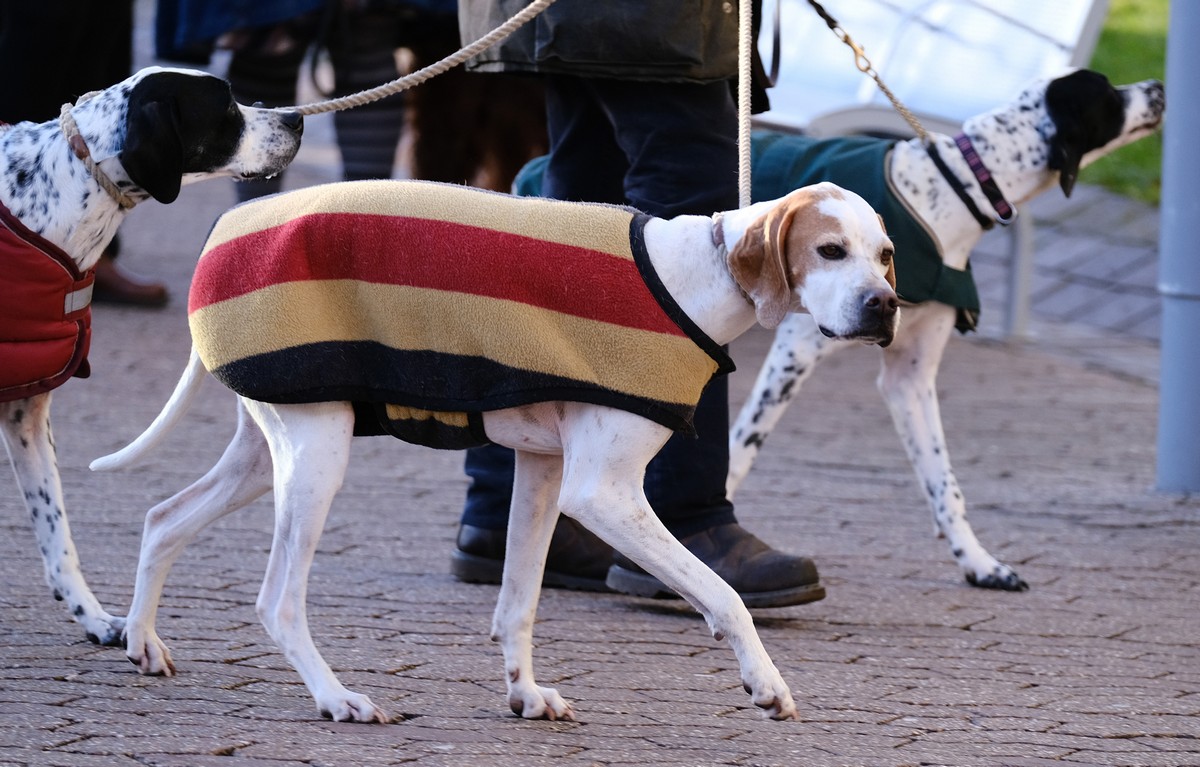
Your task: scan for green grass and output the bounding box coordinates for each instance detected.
[1082,0,1167,204]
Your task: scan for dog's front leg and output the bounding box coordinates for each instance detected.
[728,314,844,497]
[560,408,797,720]
[0,394,125,645]
[878,304,1027,591]
[246,400,390,723]
[492,448,573,720]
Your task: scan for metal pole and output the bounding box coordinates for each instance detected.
[1156,1,1200,491]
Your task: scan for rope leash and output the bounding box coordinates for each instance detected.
[804,0,1014,227]
[805,0,931,144]
[286,0,760,215]
[738,0,754,209]
[51,0,557,210]
[289,0,558,116]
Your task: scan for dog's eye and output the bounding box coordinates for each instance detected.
[818,244,845,260]
[881,248,894,265]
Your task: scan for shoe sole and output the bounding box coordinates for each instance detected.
[605,565,826,608]
[450,550,612,593]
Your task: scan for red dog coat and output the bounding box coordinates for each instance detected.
[0,201,93,402]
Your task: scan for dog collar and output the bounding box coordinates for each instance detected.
[711,212,726,250]
[953,133,1016,225]
[713,212,757,308]
[58,97,137,211]
[924,138,1015,231]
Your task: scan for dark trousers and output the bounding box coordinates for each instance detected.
[463,75,739,538]
[226,7,407,202]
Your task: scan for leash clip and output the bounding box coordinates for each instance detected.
[834,29,872,74]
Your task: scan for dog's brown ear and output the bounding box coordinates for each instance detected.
[878,215,897,290]
[727,202,796,329]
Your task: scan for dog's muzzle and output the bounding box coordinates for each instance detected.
[818,289,900,347]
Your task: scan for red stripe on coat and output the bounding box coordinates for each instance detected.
[190,213,685,337]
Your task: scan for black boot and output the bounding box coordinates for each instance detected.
[606,523,825,608]
[451,516,613,592]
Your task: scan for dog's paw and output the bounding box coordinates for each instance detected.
[508,685,575,721]
[744,676,797,720]
[965,563,1029,592]
[757,695,799,720]
[125,628,176,676]
[318,692,390,723]
[83,613,126,647]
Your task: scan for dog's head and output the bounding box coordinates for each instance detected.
[1039,69,1164,197]
[117,67,304,203]
[728,182,899,346]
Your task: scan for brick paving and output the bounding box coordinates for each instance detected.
[2,24,1198,765]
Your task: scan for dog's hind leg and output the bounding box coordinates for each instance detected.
[491,449,574,720]
[557,406,797,720]
[125,400,275,676]
[727,314,845,497]
[1,394,125,646]
[877,303,1027,591]
[245,399,389,723]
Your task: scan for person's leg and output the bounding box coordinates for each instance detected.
[461,77,627,525]
[328,6,405,181]
[584,78,738,534]
[456,78,823,606]
[540,76,629,205]
[226,20,315,202]
[453,75,622,590]
[584,78,824,606]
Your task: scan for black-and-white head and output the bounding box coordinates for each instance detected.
[112,67,304,203]
[1043,69,1164,196]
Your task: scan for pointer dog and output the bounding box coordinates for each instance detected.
[727,70,1164,590]
[0,67,302,645]
[93,179,897,722]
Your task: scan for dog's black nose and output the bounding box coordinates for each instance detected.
[278,110,304,134]
[1147,80,1166,115]
[863,290,899,319]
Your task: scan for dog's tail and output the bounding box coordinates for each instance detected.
[90,347,207,471]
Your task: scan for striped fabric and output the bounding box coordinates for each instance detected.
[189,180,733,448]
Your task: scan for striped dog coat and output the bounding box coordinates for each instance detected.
[189,180,733,449]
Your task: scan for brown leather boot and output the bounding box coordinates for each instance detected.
[451,516,613,592]
[92,252,168,307]
[606,523,825,608]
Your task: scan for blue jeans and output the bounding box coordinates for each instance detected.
[463,75,739,538]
